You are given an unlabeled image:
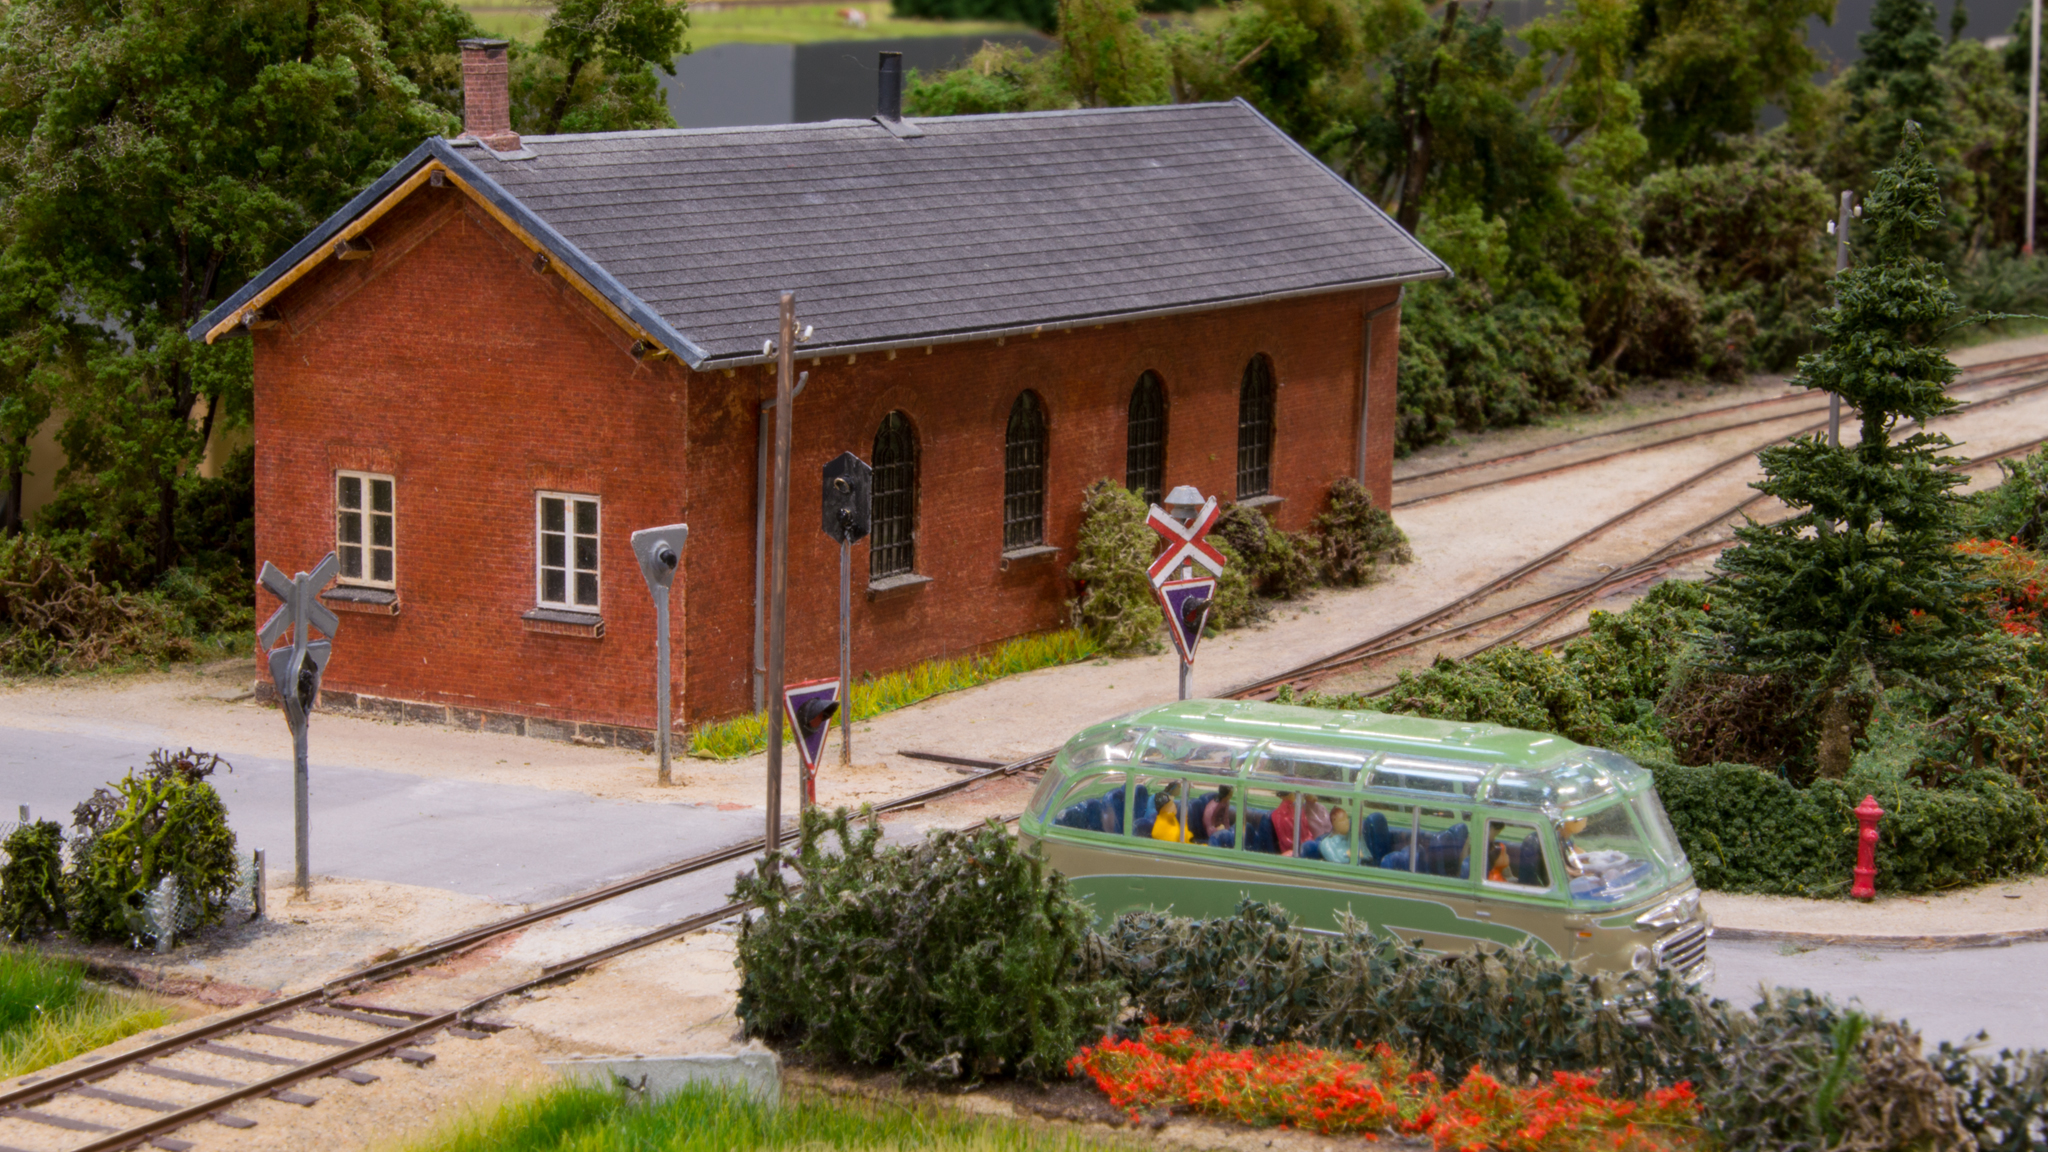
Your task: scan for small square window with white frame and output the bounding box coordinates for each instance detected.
[335,471,395,588]
[536,492,600,610]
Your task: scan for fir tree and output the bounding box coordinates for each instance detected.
[1707,124,1989,778]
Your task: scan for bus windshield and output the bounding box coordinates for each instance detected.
[1558,791,1683,905]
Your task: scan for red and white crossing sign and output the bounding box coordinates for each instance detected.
[1146,495,1224,587]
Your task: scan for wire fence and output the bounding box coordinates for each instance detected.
[0,804,265,952]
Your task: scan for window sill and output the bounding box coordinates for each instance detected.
[1236,494,1284,510]
[866,573,932,598]
[999,544,1060,570]
[522,608,605,638]
[323,586,399,616]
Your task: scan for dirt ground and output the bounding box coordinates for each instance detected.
[10,338,2048,1149]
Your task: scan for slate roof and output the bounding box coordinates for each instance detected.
[194,100,1446,367]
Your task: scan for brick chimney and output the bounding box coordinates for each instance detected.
[458,38,521,152]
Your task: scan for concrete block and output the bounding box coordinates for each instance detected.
[546,1047,780,1106]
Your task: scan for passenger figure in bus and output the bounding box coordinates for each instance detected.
[1299,807,1353,863]
[1560,816,1593,877]
[1150,781,1194,842]
[1270,792,1332,855]
[1202,786,1235,840]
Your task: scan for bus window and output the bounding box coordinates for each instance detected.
[1048,772,1129,835]
[1360,800,1416,868]
[1256,743,1368,786]
[1484,819,1550,888]
[1143,730,1256,776]
[1377,805,1469,877]
[1235,787,1335,856]
[1298,798,1359,864]
[1368,756,1485,799]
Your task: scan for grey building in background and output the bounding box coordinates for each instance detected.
[660,34,1051,128]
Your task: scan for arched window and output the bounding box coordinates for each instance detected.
[1125,371,1166,505]
[1236,355,1276,499]
[870,411,917,579]
[1003,391,1047,549]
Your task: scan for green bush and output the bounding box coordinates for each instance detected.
[1339,646,1626,751]
[1645,760,2047,896]
[731,808,1117,1081]
[0,535,199,675]
[1213,502,1318,600]
[0,821,66,941]
[1066,479,1163,654]
[1394,278,1593,456]
[68,748,240,946]
[1311,477,1412,587]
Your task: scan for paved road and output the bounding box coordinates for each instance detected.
[0,726,766,926]
[1709,937,2048,1051]
[9,726,2044,1050]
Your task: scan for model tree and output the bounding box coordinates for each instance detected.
[1706,124,1989,778]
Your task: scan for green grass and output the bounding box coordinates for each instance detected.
[458,1,1034,49]
[690,628,1101,760]
[0,950,174,1077]
[396,1080,1131,1152]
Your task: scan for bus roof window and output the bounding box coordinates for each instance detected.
[1063,727,1147,773]
[1142,730,1257,775]
[1256,742,1369,785]
[1367,755,1485,797]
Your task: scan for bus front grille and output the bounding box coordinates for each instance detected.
[1655,923,1709,975]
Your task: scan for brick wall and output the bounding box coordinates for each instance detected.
[254,179,1403,733]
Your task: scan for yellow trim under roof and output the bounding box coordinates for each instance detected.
[200,159,670,360]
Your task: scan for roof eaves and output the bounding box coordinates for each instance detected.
[187,138,710,367]
[1223,97,1454,284]
[696,269,1433,368]
[187,138,443,342]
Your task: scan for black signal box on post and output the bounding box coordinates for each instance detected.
[822,452,873,544]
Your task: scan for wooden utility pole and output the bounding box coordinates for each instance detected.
[765,292,796,856]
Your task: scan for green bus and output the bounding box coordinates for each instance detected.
[1019,699,1711,982]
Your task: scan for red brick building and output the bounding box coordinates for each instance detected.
[194,41,1447,743]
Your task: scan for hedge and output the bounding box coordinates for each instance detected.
[1646,762,2047,897]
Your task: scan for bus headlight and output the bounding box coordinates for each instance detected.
[1631,944,1655,973]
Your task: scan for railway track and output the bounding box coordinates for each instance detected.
[1391,351,2048,508]
[0,751,1049,1152]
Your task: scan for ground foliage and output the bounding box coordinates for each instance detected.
[67,749,239,946]
[0,820,66,941]
[1092,900,1991,1150]
[1933,1041,2048,1152]
[0,535,199,675]
[1292,577,2048,894]
[730,807,1117,1082]
[1069,1022,1705,1148]
[1312,477,1412,586]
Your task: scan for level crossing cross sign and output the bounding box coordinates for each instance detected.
[258,553,341,734]
[1145,496,1225,588]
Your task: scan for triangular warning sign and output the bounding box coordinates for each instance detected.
[1157,576,1218,666]
[783,678,841,789]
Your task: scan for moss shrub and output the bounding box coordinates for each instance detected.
[0,821,66,941]
[1312,478,1413,587]
[1649,762,2047,896]
[731,808,1117,1081]
[1067,480,1164,654]
[68,749,239,945]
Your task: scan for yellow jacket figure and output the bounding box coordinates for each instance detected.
[1151,785,1193,843]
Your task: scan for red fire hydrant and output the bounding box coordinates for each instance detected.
[1851,794,1885,900]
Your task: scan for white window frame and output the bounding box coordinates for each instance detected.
[335,470,396,589]
[535,491,601,612]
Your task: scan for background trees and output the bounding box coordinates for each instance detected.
[0,0,686,601]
